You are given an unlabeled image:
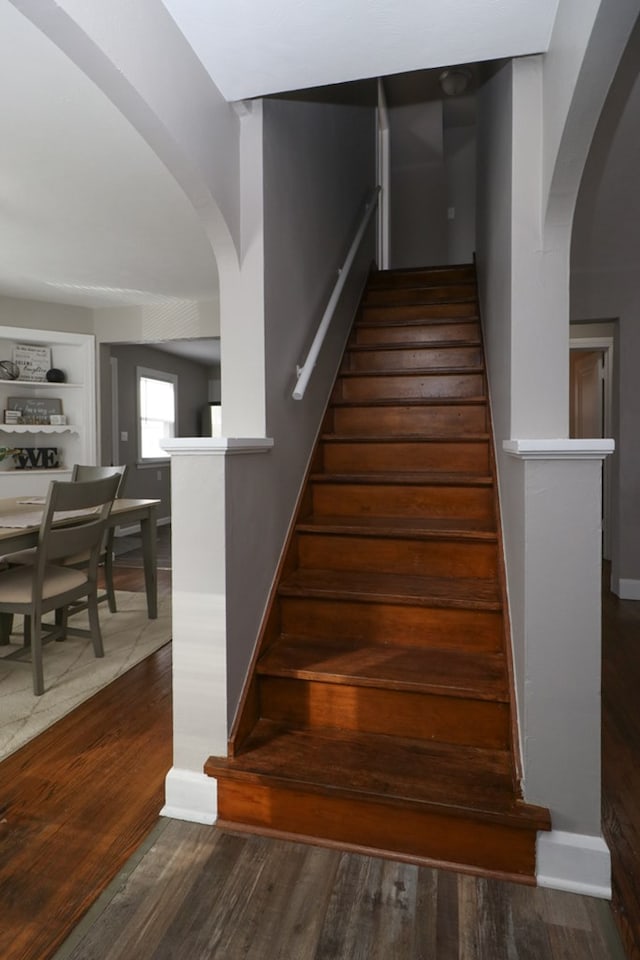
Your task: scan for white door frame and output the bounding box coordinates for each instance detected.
[570,336,614,558]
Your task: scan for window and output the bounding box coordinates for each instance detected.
[137,367,177,461]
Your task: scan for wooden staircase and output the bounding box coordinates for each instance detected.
[205,262,551,882]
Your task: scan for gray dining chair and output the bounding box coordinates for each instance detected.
[0,475,120,695]
[71,464,128,613]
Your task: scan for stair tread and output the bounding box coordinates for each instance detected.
[358,313,480,325]
[331,396,487,408]
[208,721,548,829]
[297,515,497,540]
[311,470,493,486]
[368,265,475,288]
[321,433,490,443]
[258,636,508,701]
[347,339,482,352]
[338,366,485,378]
[279,568,501,609]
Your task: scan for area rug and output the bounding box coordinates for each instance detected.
[0,589,171,761]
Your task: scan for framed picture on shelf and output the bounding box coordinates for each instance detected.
[7,396,62,424]
[12,343,51,382]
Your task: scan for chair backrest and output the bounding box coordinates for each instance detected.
[71,464,128,497]
[36,476,120,576]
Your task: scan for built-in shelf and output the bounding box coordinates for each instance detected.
[0,380,82,389]
[0,424,79,434]
[0,326,95,497]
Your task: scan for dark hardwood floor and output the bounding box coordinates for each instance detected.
[0,534,636,959]
[0,563,172,960]
[603,563,640,959]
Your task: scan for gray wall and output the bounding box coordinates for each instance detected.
[389,101,448,268]
[225,94,376,721]
[104,343,211,517]
[571,16,640,591]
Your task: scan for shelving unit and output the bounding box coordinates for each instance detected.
[0,326,96,497]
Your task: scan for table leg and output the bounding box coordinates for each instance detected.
[139,507,158,619]
[0,612,13,645]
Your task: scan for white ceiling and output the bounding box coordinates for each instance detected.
[0,1,218,309]
[0,0,561,311]
[161,0,560,101]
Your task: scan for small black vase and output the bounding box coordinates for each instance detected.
[46,368,66,383]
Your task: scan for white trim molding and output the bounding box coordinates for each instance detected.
[612,578,640,601]
[537,830,611,898]
[503,438,614,460]
[161,437,274,456]
[162,767,218,824]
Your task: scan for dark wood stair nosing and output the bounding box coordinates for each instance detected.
[278,570,502,611]
[295,519,498,543]
[346,339,482,352]
[256,643,509,702]
[338,365,485,379]
[321,432,491,443]
[206,756,549,833]
[310,471,493,486]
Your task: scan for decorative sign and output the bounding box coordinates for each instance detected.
[13,447,59,470]
[12,344,51,382]
[6,397,63,424]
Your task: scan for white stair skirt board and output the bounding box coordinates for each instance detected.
[612,578,640,601]
[536,830,611,898]
[162,767,218,825]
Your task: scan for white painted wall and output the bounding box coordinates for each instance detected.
[0,296,93,335]
[225,94,377,720]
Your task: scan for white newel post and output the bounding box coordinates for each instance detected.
[503,438,614,898]
[159,437,273,824]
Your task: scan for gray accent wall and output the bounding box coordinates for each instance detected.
[103,343,211,517]
[571,14,640,592]
[225,94,376,722]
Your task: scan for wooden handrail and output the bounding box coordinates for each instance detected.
[292,186,381,401]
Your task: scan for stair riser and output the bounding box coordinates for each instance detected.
[312,483,494,521]
[344,345,483,372]
[322,440,490,474]
[259,677,509,749]
[364,285,476,306]
[362,302,478,323]
[279,598,504,652]
[335,373,485,402]
[217,781,538,879]
[368,267,475,288]
[332,404,488,436]
[297,533,497,579]
[354,321,481,346]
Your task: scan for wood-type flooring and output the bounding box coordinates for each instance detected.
[56,821,623,960]
[0,546,638,959]
[0,564,172,960]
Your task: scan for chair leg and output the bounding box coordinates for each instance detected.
[105,532,117,613]
[24,616,31,648]
[87,590,104,658]
[31,618,44,696]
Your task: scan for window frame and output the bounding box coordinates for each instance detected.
[136,366,178,465]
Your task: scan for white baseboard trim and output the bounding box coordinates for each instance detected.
[161,767,218,825]
[612,577,640,600]
[537,830,611,898]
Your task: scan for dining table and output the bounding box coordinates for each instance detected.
[0,496,161,619]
